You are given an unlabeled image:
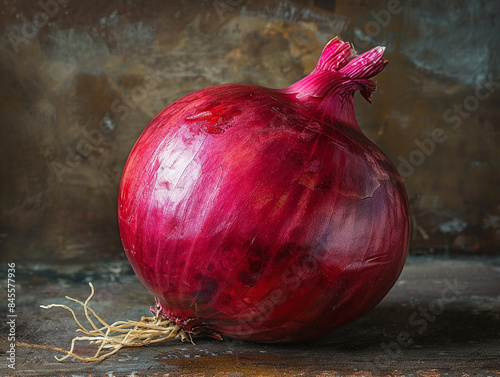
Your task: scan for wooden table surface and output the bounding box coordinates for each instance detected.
[2,256,499,377]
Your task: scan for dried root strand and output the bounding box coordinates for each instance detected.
[19,282,192,362]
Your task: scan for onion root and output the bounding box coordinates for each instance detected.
[21,282,193,362]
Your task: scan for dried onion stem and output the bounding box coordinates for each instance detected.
[19,282,192,362]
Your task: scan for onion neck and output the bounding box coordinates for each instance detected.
[281,38,387,134]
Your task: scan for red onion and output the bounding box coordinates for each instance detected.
[118,38,410,343]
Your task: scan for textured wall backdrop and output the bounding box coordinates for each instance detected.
[1,0,499,265]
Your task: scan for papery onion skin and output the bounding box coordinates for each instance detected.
[118,38,410,343]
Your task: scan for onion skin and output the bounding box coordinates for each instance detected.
[118,38,410,343]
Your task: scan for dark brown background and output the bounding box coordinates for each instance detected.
[1,0,499,265]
